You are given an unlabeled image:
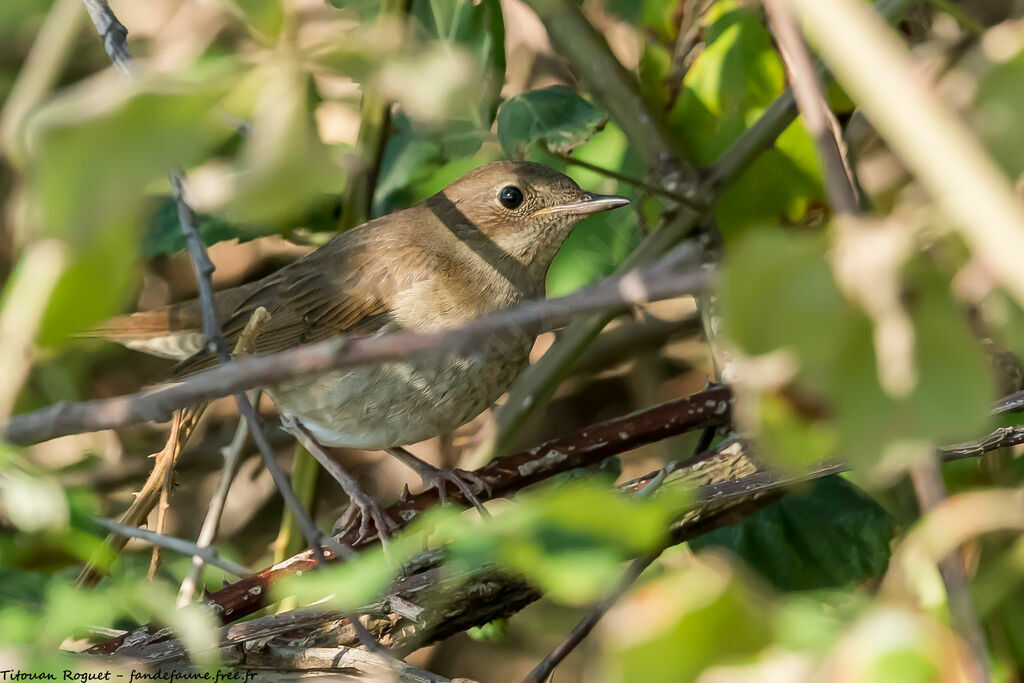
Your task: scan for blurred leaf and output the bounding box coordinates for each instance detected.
[22,72,231,342]
[691,476,895,591]
[226,0,285,37]
[215,63,346,225]
[901,267,994,444]
[38,217,138,345]
[975,56,1024,179]
[0,472,69,533]
[25,73,230,243]
[0,569,48,609]
[497,86,606,159]
[603,555,774,682]
[606,0,678,40]
[720,228,853,373]
[468,618,509,642]
[411,0,505,127]
[440,481,688,605]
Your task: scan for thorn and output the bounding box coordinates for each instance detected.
[400,484,411,502]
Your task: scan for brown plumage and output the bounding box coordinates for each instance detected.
[94,161,629,451]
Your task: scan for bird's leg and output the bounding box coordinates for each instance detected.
[386,446,491,515]
[285,418,397,545]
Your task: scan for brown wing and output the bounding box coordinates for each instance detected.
[167,226,408,378]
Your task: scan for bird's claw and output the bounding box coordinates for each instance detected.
[335,490,398,544]
[424,467,492,515]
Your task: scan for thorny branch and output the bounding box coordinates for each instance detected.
[91,414,1024,666]
[92,517,251,578]
[86,384,735,654]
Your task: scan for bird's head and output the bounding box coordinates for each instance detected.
[424,161,630,278]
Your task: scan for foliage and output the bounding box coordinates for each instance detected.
[3,0,1024,680]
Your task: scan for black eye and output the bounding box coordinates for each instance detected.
[499,185,524,209]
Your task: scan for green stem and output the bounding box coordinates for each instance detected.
[273,444,320,565]
[338,0,411,230]
[522,0,695,185]
[466,0,922,469]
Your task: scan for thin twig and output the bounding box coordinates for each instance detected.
[4,265,711,445]
[522,0,695,186]
[523,550,661,683]
[176,397,252,607]
[764,0,859,215]
[178,308,270,605]
[79,0,332,591]
[545,148,705,209]
[909,457,992,683]
[93,517,251,578]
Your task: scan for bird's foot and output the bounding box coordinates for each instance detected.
[334,487,398,544]
[420,466,493,515]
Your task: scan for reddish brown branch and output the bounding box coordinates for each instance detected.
[87,384,733,654]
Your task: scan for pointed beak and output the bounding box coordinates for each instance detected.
[534,192,631,217]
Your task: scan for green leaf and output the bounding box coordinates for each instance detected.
[142,197,260,257]
[24,74,229,244]
[496,86,606,159]
[603,556,774,682]
[373,109,505,216]
[666,2,822,235]
[226,0,285,37]
[715,120,823,238]
[691,476,895,591]
[546,123,643,296]
[411,0,505,127]
[719,227,853,374]
[975,56,1024,179]
[668,4,785,165]
[38,218,138,346]
[215,64,344,226]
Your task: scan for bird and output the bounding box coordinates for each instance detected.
[92,160,630,537]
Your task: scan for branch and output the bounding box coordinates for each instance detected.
[90,412,1024,660]
[86,384,733,654]
[469,0,922,469]
[523,550,661,683]
[93,517,251,578]
[4,265,710,445]
[764,0,859,215]
[785,0,1024,310]
[522,0,696,185]
[79,0,332,606]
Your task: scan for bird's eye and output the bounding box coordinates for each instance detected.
[498,185,524,210]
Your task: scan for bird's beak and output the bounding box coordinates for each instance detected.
[534,192,631,217]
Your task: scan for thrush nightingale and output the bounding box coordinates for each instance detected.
[95,161,630,534]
